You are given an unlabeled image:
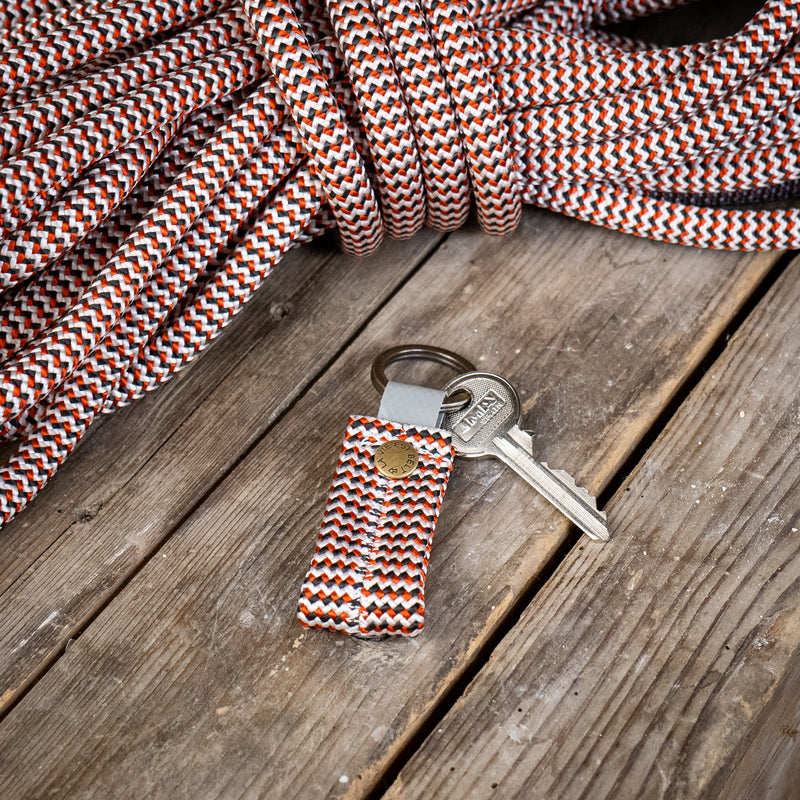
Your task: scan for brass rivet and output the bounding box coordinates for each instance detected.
[374,439,419,479]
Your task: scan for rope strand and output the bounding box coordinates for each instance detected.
[0,0,797,524]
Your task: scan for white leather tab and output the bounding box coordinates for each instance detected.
[377,381,445,428]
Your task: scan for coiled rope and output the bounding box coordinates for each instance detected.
[0,0,797,525]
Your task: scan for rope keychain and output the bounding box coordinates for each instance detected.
[1,0,798,526]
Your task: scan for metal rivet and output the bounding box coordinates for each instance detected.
[374,439,419,479]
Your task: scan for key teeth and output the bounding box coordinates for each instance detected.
[542,463,601,512]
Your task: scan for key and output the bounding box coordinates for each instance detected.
[441,371,609,541]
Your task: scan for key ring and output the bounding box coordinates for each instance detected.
[371,344,475,411]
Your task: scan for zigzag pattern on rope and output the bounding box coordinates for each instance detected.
[0,0,798,525]
[298,416,455,637]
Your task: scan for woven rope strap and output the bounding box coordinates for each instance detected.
[298,416,455,637]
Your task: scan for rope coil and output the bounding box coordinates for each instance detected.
[0,0,797,525]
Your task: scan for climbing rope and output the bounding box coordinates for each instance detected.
[0,0,797,525]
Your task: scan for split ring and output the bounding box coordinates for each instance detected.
[371,344,475,411]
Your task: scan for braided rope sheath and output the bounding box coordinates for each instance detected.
[298,416,455,637]
[1,0,798,525]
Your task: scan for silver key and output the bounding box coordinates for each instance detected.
[441,371,609,541]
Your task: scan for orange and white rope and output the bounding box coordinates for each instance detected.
[1,0,797,524]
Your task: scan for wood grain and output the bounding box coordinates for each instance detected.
[0,231,442,708]
[0,208,779,798]
[385,257,800,800]
[720,652,800,800]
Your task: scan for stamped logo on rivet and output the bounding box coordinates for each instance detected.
[374,439,419,479]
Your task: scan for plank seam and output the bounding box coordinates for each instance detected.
[0,232,451,723]
[367,247,797,800]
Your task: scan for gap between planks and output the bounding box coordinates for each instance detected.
[385,256,800,800]
[368,249,797,800]
[0,231,444,714]
[0,209,784,800]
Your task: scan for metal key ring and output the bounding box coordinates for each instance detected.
[371,344,475,411]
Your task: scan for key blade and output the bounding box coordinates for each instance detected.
[543,463,603,514]
[494,436,609,541]
[507,428,605,520]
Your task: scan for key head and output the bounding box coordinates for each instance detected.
[441,371,522,457]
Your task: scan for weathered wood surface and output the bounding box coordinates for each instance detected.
[386,258,800,800]
[0,231,442,708]
[720,651,800,800]
[0,207,780,798]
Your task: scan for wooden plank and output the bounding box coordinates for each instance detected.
[385,257,800,800]
[0,231,442,707]
[0,209,779,798]
[720,654,800,800]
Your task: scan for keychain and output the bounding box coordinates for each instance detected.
[298,346,608,639]
[297,346,473,638]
